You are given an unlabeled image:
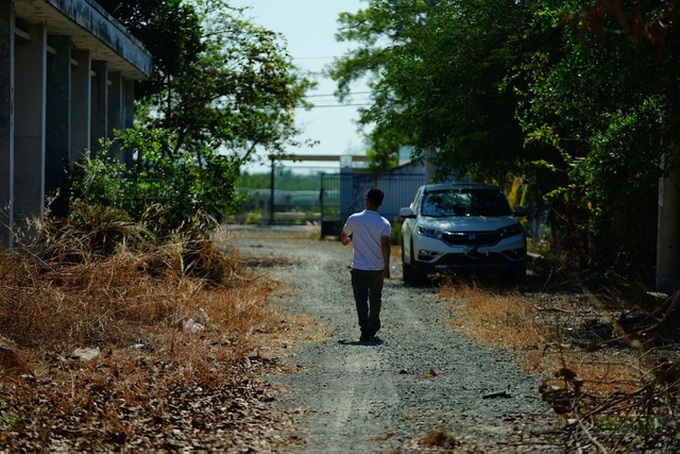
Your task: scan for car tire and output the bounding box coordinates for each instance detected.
[405,240,426,286]
[411,263,426,286]
[504,263,526,288]
[402,259,413,284]
[402,240,413,284]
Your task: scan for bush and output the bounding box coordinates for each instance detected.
[69,130,247,234]
[51,137,243,282]
[390,219,402,246]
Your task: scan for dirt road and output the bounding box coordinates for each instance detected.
[231,225,562,452]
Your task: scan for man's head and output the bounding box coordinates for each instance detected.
[365,187,385,209]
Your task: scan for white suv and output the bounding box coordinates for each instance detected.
[399,184,527,285]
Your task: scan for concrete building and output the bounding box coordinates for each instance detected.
[0,0,152,247]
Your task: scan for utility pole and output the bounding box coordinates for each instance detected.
[269,159,275,225]
[656,144,680,293]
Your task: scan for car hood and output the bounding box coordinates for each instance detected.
[418,215,518,232]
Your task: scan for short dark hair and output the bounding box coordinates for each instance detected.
[366,187,385,207]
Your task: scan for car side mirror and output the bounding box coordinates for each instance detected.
[399,207,415,218]
[514,206,528,217]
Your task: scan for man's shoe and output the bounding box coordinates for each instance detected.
[359,333,370,342]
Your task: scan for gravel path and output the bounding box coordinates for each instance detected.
[231,225,563,452]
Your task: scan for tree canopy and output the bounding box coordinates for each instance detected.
[329,0,680,283]
[329,0,530,181]
[82,0,314,231]
[97,0,313,166]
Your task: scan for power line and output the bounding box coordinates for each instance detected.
[307,103,371,108]
[306,91,372,98]
[295,56,337,61]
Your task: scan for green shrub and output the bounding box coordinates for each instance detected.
[390,219,402,246]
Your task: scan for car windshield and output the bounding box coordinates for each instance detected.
[420,189,512,217]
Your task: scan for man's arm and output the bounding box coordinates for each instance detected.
[381,236,391,279]
[341,231,351,246]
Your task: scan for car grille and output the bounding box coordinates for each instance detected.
[441,231,499,246]
[436,251,521,267]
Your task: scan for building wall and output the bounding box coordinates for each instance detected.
[0,0,152,247]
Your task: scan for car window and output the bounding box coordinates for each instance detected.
[421,189,511,217]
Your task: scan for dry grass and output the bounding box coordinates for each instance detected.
[440,280,647,388]
[420,429,461,449]
[0,246,276,356]
[440,282,549,352]
[0,221,297,450]
[439,278,680,449]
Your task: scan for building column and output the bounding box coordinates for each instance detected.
[71,48,91,162]
[121,78,135,166]
[14,21,46,227]
[90,60,108,152]
[0,2,14,247]
[108,70,122,159]
[46,36,71,216]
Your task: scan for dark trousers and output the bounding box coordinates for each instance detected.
[351,269,384,336]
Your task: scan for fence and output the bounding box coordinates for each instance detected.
[320,171,426,237]
[236,170,427,233]
[236,188,322,224]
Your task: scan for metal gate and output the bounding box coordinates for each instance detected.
[319,172,342,237]
[319,171,426,238]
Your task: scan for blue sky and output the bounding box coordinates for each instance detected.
[231,0,369,174]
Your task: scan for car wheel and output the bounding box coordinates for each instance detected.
[411,263,426,286]
[504,263,526,288]
[407,240,427,286]
[402,240,413,284]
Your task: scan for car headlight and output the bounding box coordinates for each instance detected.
[417,226,444,240]
[498,222,524,239]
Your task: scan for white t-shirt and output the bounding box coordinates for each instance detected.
[342,209,391,271]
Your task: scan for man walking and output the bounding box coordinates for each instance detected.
[341,187,391,342]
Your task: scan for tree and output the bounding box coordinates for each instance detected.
[98,0,313,165]
[85,0,314,228]
[580,0,680,292]
[511,1,677,284]
[330,0,675,284]
[95,0,204,98]
[328,0,531,181]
